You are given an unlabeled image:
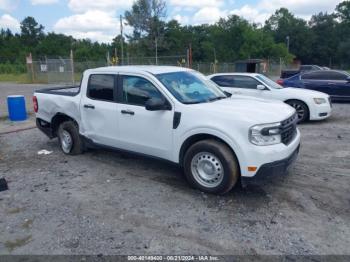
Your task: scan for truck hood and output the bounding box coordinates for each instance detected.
[190,97,295,124]
[282,87,329,98]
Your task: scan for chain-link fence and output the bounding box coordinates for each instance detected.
[123,55,187,66]
[28,59,75,85]
[27,59,108,85]
[25,54,299,85]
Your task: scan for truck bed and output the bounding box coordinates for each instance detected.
[35,86,80,96]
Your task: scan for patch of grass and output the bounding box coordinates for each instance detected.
[7,207,26,214]
[4,236,32,252]
[22,219,34,229]
[0,73,83,84]
[0,74,31,83]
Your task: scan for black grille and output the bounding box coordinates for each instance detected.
[281,113,298,145]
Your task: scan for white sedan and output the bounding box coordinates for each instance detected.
[208,73,332,123]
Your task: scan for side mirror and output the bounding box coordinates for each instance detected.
[346,76,350,83]
[257,84,266,90]
[145,98,171,111]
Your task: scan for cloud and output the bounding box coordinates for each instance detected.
[31,0,58,5]
[230,5,270,24]
[0,14,20,32]
[54,10,118,32]
[192,7,227,24]
[224,0,343,24]
[258,0,342,16]
[54,10,132,43]
[67,0,133,13]
[0,0,19,11]
[170,0,224,8]
[172,14,190,25]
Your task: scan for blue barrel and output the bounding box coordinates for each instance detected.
[7,95,27,121]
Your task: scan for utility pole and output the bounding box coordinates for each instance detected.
[155,37,158,65]
[286,36,290,53]
[120,15,124,65]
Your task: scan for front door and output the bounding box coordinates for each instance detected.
[117,74,174,160]
[80,73,119,147]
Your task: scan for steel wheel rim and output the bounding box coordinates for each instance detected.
[191,152,224,188]
[60,130,73,153]
[291,103,305,120]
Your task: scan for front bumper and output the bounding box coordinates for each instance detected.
[309,103,332,120]
[242,143,300,185]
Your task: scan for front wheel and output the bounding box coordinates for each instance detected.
[286,100,309,123]
[57,121,83,155]
[183,139,239,194]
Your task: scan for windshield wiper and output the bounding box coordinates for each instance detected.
[208,96,227,102]
[183,101,206,104]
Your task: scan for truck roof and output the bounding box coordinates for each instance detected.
[86,65,192,75]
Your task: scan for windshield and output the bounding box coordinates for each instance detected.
[156,71,227,104]
[256,74,284,89]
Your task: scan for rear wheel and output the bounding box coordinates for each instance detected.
[57,121,83,155]
[286,100,309,123]
[183,139,239,194]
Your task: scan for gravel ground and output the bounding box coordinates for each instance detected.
[0,104,349,255]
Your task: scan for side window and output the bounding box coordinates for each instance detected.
[211,75,235,87]
[121,75,163,106]
[232,76,260,89]
[301,71,322,80]
[87,74,115,102]
[302,71,347,80]
[324,71,348,81]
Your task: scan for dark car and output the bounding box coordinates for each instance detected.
[279,70,350,101]
[280,64,323,79]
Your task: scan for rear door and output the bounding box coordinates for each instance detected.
[301,71,331,94]
[320,71,350,99]
[116,74,174,160]
[80,73,119,147]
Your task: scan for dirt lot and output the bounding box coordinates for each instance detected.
[0,104,349,256]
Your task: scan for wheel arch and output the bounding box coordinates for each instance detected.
[51,113,79,136]
[284,99,310,120]
[179,133,241,173]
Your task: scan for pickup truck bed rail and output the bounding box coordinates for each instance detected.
[35,86,80,96]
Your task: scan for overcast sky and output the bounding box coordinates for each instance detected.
[0,0,343,43]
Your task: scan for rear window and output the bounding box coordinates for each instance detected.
[302,71,324,80]
[87,74,115,102]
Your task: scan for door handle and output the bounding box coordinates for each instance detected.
[121,110,135,115]
[84,104,95,109]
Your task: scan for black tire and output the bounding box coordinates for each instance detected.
[183,139,239,194]
[57,121,83,155]
[285,100,309,123]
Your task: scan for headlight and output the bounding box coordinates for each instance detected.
[249,122,282,146]
[313,98,327,104]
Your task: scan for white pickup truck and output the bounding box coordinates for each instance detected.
[34,66,300,194]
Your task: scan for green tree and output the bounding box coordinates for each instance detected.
[20,16,44,51]
[309,12,339,66]
[264,8,314,62]
[124,0,166,55]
